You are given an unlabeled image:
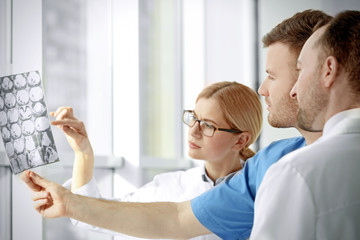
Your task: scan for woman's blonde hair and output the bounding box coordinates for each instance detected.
[196,81,262,160]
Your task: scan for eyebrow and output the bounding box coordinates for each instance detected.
[193,110,218,125]
[266,69,276,76]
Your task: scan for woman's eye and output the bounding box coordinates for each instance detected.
[204,122,213,129]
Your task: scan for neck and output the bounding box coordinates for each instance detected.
[324,76,360,126]
[324,92,360,126]
[204,157,242,182]
[297,127,322,145]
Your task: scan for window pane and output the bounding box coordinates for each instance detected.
[0,166,11,240]
[42,0,113,239]
[140,0,178,159]
[42,0,87,153]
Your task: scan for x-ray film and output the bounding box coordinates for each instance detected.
[0,71,59,174]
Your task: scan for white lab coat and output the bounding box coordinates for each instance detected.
[251,108,360,240]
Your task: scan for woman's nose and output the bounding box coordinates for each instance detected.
[189,121,202,138]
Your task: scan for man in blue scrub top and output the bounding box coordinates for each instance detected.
[21,10,332,240]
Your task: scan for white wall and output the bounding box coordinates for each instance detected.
[205,0,255,89]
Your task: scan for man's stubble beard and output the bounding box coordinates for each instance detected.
[268,95,298,129]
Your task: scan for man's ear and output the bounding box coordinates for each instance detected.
[232,132,251,152]
[322,56,338,88]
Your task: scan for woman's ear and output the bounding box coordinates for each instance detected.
[232,132,251,152]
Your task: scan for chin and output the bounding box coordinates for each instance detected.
[188,151,201,160]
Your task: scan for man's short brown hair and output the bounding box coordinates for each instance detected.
[316,10,360,93]
[262,9,332,55]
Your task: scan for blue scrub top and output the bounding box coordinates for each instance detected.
[191,137,306,240]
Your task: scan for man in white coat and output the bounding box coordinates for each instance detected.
[250,10,360,240]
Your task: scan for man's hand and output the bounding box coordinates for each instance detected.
[21,171,71,218]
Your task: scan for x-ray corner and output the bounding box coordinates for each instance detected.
[0,70,60,175]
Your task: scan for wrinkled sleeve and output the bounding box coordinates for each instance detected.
[63,177,116,233]
[63,177,102,198]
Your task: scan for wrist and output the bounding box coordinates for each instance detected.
[74,149,94,161]
[64,191,79,218]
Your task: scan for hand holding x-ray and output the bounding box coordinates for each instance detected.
[50,106,93,156]
[21,170,71,218]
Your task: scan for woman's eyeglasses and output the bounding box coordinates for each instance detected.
[182,110,242,137]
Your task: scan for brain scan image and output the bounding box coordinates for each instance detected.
[27,148,43,167]
[10,157,21,174]
[0,97,4,110]
[44,146,58,163]
[1,77,14,92]
[22,120,35,136]
[0,111,7,127]
[27,72,41,87]
[14,75,27,89]
[1,127,11,142]
[4,93,16,108]
[5,142,14,158]
[17,153,30,169]
[33,102,46,116]
[19,106,32,120]
[8,108,19,124]
[42,131,52,146]
[42,132,58,163]
[29,87,44,102]
[35,117,50,132]
[16,89,30,105]
[10,158,21,173]
[14,138,25,154]
[0,71,59,174]
[10,123,22,139]
[25,135,36,151]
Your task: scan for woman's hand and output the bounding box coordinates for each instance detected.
[50,107,93,156]
[51,107,95,191]
[21,171,71,218]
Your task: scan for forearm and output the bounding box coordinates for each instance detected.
[71,151,94,192]
[66,195,209,239]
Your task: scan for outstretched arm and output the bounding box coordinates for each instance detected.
[50,107,94,192]
[21,171,211,239]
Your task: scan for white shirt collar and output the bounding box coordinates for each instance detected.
[323,108,360,137]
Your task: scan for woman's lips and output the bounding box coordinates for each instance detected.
[189,141,200,149]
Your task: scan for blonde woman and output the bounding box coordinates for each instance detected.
[32,81,262,240]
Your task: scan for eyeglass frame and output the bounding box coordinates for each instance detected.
[182,110,243,137]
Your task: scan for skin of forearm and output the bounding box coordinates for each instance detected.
[71,151,94,192]
[66,195,210,239]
